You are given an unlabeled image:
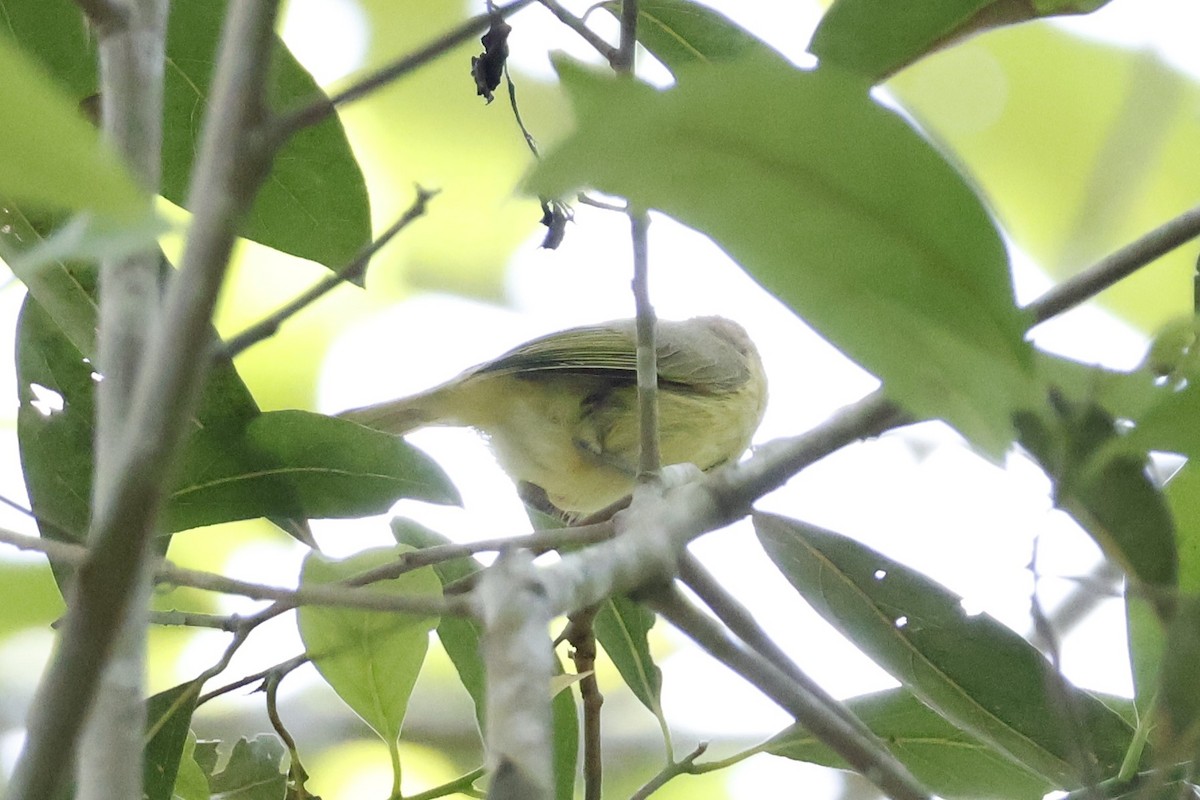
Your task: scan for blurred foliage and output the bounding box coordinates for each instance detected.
[889,22,1199,331]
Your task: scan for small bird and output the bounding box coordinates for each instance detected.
[339,316,768,518]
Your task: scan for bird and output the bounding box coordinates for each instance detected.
[338,316,768,519]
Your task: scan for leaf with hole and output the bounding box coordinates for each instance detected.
[767,687,1056,799]
[754,512,1137,788]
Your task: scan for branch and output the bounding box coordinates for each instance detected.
[535,0,619,66]
[276,0,536,138]
[477,552,557,799]
[629,742,708,800]
[646,584,931,800]
[220,187,437,358]
[1026,202,1200,326]
[0,525,462,617]
[614,0,638,74]
[84,1,169,795]
[678,554,882,746]
[9,8,292,794]
[629,209,660,478]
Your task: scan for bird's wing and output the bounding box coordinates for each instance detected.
[475,319,749,394]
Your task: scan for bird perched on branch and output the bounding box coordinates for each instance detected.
[339,316,768,518]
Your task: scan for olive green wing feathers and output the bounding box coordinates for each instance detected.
[474,318,751,394]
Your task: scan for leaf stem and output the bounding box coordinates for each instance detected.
[275,0,536,138]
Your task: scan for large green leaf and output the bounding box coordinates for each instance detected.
[530,58,1036,455]
[0,0,370,270]
[598,0,781,74]
[811,0,1113,82]
[167,411,460,530]
[887,25,1198,332]
[0,35,147,222]
[766,687,1055,799]
[754,512,1136,788]
[297,545,442,747]
[16,270,268,550]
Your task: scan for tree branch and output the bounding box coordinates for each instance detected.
[535,0,619,66]
[477,551,556,799]
[646,584,931,800]
[10,6,285,795]
[678,553,883,746]
[83,0,169,795]
[1026,202,1200,326]
[275,0,536,138]
[615,0,638,73]
[629,209,660,479]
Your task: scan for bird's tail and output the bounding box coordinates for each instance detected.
[336,387,447,435]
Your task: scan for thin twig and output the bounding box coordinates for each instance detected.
[629,742,708,800]
[265,672,313,797]
[629,209,659,479]
[615,0,638,73]
[198,653,308,705]
[1026,202,1200,326]
[220,187,437,358]
[406,767,488,800]
[646,584,931,800]
[535,0,619,66]
[275,0,536,138]
[563,606,603,800]
[150,609,241,631]
[0,525,462,617]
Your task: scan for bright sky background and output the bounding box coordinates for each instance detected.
[2,1,1199,798]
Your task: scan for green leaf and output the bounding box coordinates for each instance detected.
[754,512,1136,787]
[14,266,309,579]
[391,518,578,800]
[170,733,211,800]
[1014,394,1177,593]
[530,58,1035,455]
[244,411,461,515]
[593,595,665,719]
[598,0,780,74]
[391,518,489,733]
[297,545,442,745]
[163,0,371,271]
[811,0,1115,82]
[200,735,286,800]
[0,0,370,270]
[0,35,148,222]
[766,687,1055,799]
[0,202,98,357]
[145,681,202,800]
